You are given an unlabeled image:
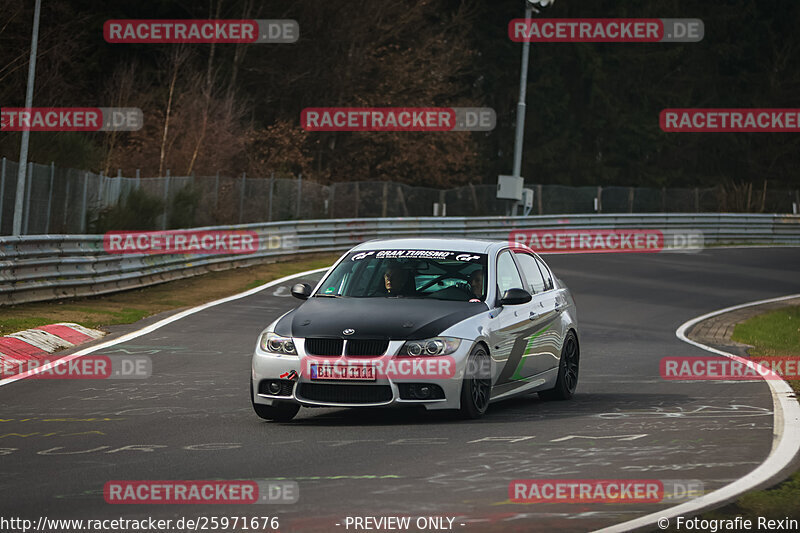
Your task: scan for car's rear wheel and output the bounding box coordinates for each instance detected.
[539,330,579,401]
[459,345,492,419]
[251,381,300,422]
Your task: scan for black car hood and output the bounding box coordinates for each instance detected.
[274,297,489,340]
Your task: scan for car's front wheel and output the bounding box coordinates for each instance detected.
[251,381,300,422]
[459,344,492,419]
[539,330,579,401]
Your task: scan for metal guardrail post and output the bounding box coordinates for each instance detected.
[62,176,70,231]
[23,162,33,234]
[239,172,246,224]
[628,187,634,213]
[0,157,6,233]
[214,171,219,211]
[329,181,335,219]
[98,171,105,208]
[296,173,302,219]
[268,172,274,222]
[596,186,603,214]
[162,169,170,230]
[80,172,89,234]
[45,161,54,233]
[536,184,543,215]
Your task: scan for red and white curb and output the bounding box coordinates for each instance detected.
[0,323,105,367]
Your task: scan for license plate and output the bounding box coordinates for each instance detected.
[310,363,376,381]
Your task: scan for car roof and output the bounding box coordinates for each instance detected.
[351,238,502,254]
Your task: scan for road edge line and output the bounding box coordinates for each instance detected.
[0,267,330,387]
[593,293,800,533]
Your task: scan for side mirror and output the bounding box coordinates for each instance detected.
[291,283,312,300]
[499,288,532,306]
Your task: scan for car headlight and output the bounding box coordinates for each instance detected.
[400,337,461,356]
[260,332,297,355]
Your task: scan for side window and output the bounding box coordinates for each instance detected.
[496,251,524,294]
[514,253,546,294]
[535,257,554,291]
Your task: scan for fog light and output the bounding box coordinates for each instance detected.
[409,384,431,399]
[267,381,282,394]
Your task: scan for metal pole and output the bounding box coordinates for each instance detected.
[268,172,274,222]
[135,168,140,189]
[80,172,88,234]
[0,158,6,233]
[238,172,246,224]
[295,173,302,219]
[45,161,54,232]
[23,163,33,234]
[509,3,533,216]
[12,0,42,235]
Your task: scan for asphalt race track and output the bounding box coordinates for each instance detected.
[2,247,799,533]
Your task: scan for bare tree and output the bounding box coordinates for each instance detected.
[102,62,137,175]
[158,45,190,177]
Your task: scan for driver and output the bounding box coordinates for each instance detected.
[383,264,414,296]
[469,269,485,300]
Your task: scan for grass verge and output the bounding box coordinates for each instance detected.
[732,305,800,357]
[0,253,339,336]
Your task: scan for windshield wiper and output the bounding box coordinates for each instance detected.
[314,293,341,298]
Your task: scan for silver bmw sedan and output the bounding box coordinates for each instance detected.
[250,238,579,421]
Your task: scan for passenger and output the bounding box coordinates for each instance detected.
[383,264,414,296]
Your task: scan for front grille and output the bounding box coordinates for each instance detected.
[257,379,295,397]
[346,339,389,357]
[305,338,344,356]
[298,383,393,404]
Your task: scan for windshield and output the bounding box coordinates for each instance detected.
[316,249,488,302]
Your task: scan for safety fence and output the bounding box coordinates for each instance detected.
[2,158,799,236]
[1,213,799,306]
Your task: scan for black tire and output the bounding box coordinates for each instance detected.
[539,330,579,401]
[251,381,300,422]
[459,345,492,419]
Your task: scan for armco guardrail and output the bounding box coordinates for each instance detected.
[1,213,799,306]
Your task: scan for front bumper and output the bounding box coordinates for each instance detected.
[251,339,475,410]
